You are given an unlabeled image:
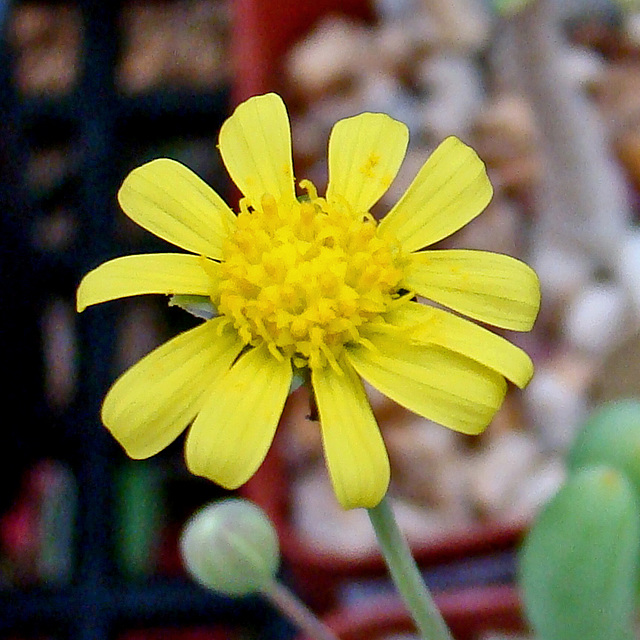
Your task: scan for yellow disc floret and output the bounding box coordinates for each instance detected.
[216,181,405,370]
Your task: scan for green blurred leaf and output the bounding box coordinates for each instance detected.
[493,0,533,16]
[614,0,640,12]
[568,399,640,499]
[519,466,639,640]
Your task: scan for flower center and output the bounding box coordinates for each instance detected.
[216,181,405,370]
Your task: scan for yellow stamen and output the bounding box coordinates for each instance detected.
[216,180,405,369]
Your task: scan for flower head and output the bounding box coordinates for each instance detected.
[77,93,540,509]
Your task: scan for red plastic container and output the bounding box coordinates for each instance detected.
[233,0,528,612]
[231,0,373,101]
[244,395,525,610]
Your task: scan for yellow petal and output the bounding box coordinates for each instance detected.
[311,359,390,510]
[102,318,243,459]
[185,344,292,489]
[118,159,236,259]
[378,136,493,252]
[326,113,408,214]
[346,332,507,435]
[377,301,534,388]
[402,250,541,331]
[76,253,217,312]
[218,93,296,209]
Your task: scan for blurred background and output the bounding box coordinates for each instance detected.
[2,0,640,637]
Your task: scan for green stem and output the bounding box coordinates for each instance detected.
[367,497,454,640]
[260,579,341,640]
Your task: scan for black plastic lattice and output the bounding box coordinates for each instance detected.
[0,1,293,638]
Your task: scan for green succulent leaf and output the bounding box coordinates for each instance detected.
[568,399,640,499]
[519,466,639,640]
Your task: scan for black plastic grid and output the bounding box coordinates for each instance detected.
[0,2,530,637]
[0,1,294,638]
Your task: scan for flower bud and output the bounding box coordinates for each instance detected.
[179,498,280,596]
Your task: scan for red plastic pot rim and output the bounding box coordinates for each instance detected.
[295,584,526,640]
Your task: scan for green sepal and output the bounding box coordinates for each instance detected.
[289,367,306,395]
[169,294,217,320]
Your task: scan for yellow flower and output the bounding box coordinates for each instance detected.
[77,93,540,510]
